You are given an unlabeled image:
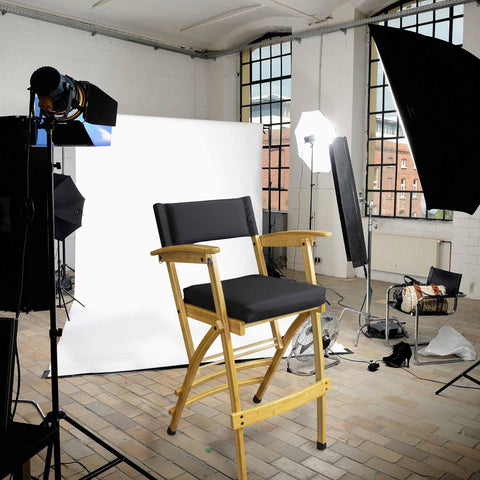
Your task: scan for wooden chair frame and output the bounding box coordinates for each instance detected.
[151,230,332,480]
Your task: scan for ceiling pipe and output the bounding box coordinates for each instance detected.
[208,0,475,58]
[0,0,474,60]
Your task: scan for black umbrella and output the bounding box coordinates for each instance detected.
[369,24,480,215]
[53,173,85,241]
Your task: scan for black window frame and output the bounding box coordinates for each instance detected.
[240,36,292,213]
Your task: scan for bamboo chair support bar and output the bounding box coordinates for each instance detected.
[254,311,313,401]
[170,377,265,415]
[231,378,331,430]
[186,358,272,393]
[201,343,276,370]
[201,338,276,364]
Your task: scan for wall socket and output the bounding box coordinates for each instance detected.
[314,257,321,264]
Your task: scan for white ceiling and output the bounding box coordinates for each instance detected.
[1,0,391,52]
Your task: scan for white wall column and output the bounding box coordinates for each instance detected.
[288,7,368,278]
[451,3,480,300]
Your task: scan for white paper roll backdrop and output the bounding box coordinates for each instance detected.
[56,115,264,376]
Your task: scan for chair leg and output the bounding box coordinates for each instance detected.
[168,325,221,434]
[219,326,248,480]
[310,311,327,449]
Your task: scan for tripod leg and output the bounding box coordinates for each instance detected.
[436,360,480,395]
[43,440,54,480]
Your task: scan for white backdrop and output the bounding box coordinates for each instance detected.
[56,115,265,376]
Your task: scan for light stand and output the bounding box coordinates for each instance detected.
[303,135,315,230]
[1,67,160,480]
[338,201,405,346]
[40,118,159,480]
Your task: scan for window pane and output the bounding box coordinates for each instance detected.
[396,192,410,217]
[370,87,383,112]
[241,63,250,84]
[282,42,291,54]
[241,85,250,106]
[388,17,401,28]
[370,40,379,61]
[368,139,382,164]
[252,62,260,81]
[367,166,381,190]
[381,192,395,216]
[271,102,281,121]
[251,84,260,103]
[251,104,261,123]
[435,7,449,20]
[272,43,281,56]
[282,102,290,122]
[261,82,270,102]
[370,61,384,86]
[434,20,449,41]
[402,13,416,28]
[261,104,270,123]
[367,191,381,215]
[382,165,396,190]
[418,23,433,36]
[252,48,260,61]
[261,46,270,58]
[271,80,281,100]
[261,60,270,79]
[272,57,281,78]
[452,17,463,45]
[282,79,291,100]
[282,55,291,76]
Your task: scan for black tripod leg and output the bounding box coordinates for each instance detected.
[61,413,159,480]
[436,360,480,394]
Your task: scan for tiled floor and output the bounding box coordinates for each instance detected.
[8,273,480,479]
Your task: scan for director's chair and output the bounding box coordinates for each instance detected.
[151,196,332,480]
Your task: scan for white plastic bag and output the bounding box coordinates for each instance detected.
[418,326,477,360]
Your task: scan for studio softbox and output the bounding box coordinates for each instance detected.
[369,24,480,215]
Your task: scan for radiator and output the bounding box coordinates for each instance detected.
[371,234,441,277]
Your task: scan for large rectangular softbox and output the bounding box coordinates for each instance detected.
[0,116,51,312]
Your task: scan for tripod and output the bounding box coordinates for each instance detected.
[4,118,160,480]
[338,201,403,346]
[56,239,84,321]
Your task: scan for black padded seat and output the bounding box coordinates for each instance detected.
[184,274,326,323]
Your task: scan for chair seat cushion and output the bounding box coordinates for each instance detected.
[183,274,326,323]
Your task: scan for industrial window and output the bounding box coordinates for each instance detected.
[366,0,463,220]
[240,37,291,212]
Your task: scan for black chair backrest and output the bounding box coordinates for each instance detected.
[153,197,258,247]
[427,267,462,295]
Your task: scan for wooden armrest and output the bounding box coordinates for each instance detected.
[259,230,332,247]
[150,244,220,264]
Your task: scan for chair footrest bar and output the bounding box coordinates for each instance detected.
[230,378,331,430]
[170,377,265,416]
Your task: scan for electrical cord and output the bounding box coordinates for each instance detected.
[10,106,36,423]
